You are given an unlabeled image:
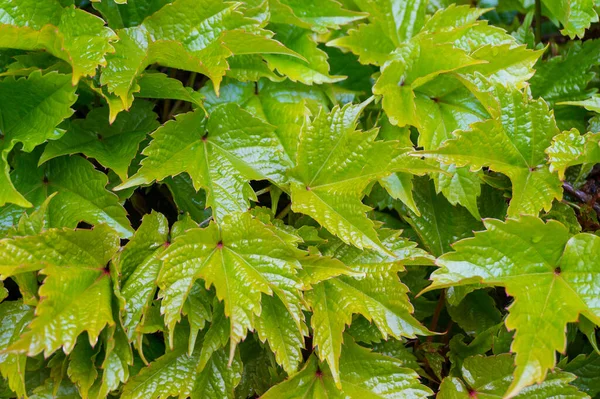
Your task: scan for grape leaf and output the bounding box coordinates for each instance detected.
[560,352,600,397]
[68,337,100,399]
[558,95,600,113]
[4,152,134,238]
[372,38,483,128]
[157,212,305,357]
[117,103,289,221]
[273,0,366,34]
[101,0,300,108]
[93,0,173,29]
[414,80,489,218]
[0,301,34,398]
[136,71,203,106]
[262,338,432,398]
[305,233,432,385]
[41,100,159,180]
[327,0,428,65]
[360,5,541,138]
[290,99,434,251]
[121,339,241,399]
[88,321,134,398]
[0,0,117,83]
[426,216,600,397]
[542,0,598,39]
[1,225,120,357]
[0,71,76,207]
[113,211,169,339]
[263,24,345,85]
[438,354,588,398]
[547,128,600,180]
[530,40,600,104]
[395,177,483,257]
[201,78,330,161]
[425,82,563,217]
[163,175,212,224]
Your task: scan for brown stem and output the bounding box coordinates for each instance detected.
[563,182,600,215]
[427,290,446,342]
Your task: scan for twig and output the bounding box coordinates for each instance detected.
[562,182,600,215]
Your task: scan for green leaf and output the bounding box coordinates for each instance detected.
[0,301,34,398]
[561,352,600,397]
[101,0,299,108]
[368,4,541,130]
[396,176,483,257]
[121,339,241,399]
[254,294,305,374]
[546,128,600,180]
[274,0,366,34]
[262,338,432,398]
[327,2,450,65]
[305,233,431,385]
[0,71,76,207]
[201,78,330,161]
[428,216,600,396]
[290,99,433,251]
[0,0,117,82]
[41,100,159,180]
[446,290,502,336]
[136,71,203,106]
[118,104,289,221]
[530,40,600,104]
[89,320,133,398]
[182,282,212,354]
[114,211,169,339]
[93,0,173,29]
[373,39,482,128]
[11,193,57,238]
[67,337,100,399]
[157,212,304,357]
[413,83,488,218]
[438,354,588,398]
[264,25,345,85]
[426,83,563,217]
[542,0,598,39]
[1,225,120,356]
[4,152,134,238]
[163,175,211,224]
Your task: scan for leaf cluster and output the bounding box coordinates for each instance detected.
[1,0,600,398]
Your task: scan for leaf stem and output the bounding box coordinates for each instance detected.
[255,186,271,197]
[427,289,445,342]
[187,72,198,89]
[276,203,292,219]
[199,216,213,227]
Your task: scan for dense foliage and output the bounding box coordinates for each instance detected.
[1,0,600,398]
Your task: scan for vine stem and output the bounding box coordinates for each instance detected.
[255,186,271,197]
[276,203,292,219]
[199,216,213,227]
[562,182,600,215]
[534,0,542,44]
[427,289,446,342]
